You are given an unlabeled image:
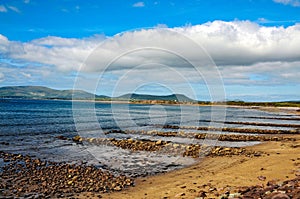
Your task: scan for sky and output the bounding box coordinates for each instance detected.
[0,0,300,101]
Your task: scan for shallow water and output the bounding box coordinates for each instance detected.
[0,99,298,176]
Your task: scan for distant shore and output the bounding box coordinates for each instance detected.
[74,99,300,116]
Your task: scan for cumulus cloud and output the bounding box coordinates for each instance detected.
[0,35,105,71]
[273,0,300,7]
[1,21,299,72]
[132,2,145,7]
[0,20,300,98]
[73,21,299,77]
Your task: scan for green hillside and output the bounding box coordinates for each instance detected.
[0,86,195,102]
[0,86,107,100]
[117,93,195,102]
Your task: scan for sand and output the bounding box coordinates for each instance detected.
[89,135,300,199]
[76,107,300,199]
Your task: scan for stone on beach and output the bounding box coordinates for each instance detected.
[0,151,134,198]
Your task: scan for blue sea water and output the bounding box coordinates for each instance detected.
[0,99,298,176]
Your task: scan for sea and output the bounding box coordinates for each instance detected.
[0,99,299,177]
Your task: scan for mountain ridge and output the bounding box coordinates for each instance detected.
[0,86,195,102]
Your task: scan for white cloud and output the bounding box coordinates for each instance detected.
[8,6,20,13]
[0,20,300,92]
[0,35,105,71]
[132,2,145,7]
[2,21,300,71]
[0,5,7,12]
[24,0,30,4]
[273,0,300,7]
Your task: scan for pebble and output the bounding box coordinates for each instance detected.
[175,192,185,197]
[0,151,134,198]
[73,135,265,159]
[271,193,290,199]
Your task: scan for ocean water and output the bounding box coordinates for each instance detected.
[0,99,298,176]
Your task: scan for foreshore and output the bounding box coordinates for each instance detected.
[1,106,299,198]
[2,135,300,199]
[98,135,300,199]
[90,107,300,199]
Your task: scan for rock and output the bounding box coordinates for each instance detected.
[0,141,9,145]
[271,193,290,199]
[127,138,133,143]
[257,176,266,181]
[72,135,82,142]
[0,151,134,197]
[175,192,185,197]
[155,140,163,145]
[197,190,207,197]
[56,135,68,140]
[229,193,241,198]
[114,186,122,191]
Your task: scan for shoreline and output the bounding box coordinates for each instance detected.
[86,107,300,198]
[2,134,299,198]
[97,135,300,199]
[1,102,300,198]
[3,98,300,111]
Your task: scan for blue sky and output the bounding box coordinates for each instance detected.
[1,0,300,41]
[0,0,300,101]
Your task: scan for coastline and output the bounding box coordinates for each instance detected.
[1,101,300,198]
[83,106,300,199]
[3,98,300,113]
[65,99,300,115]
[96,134,300,199]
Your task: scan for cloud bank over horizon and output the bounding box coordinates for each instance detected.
[0,20,300,101]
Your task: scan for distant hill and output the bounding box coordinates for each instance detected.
[0,86,299,106]
[0,86,195,102]
[0,86,109,100]
[117,93,195,102]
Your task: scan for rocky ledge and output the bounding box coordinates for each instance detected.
[72,136,263,159]
[160,124,300,134]
[106,129,298,142]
